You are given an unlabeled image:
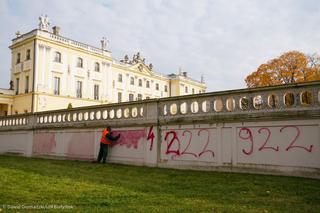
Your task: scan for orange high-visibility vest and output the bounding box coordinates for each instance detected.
[100,129,111,144]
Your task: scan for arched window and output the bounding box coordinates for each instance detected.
[77,57,83,68]
[54,51,62,63]
[138,79,142,87]
[94,62,100,72]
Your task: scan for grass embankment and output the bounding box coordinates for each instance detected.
[0,155,319,212]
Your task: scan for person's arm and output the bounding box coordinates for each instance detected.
[106,133,120,141]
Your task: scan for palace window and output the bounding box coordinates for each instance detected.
[25,76,29,93]
[146,81,150,88]
[185,86,188,93]
[130,77,134,85]
[77,57,83,68]
[155,83,159,90]
[94,84,99,100]
[138,79,142,87]
[164,85,168,92]
[137,94,142,100]
[192,88,195,94]
[16,53,21,64]
[15,78,19,95]
[118,92,122,103]
[76,81,82,98]
[129,94,134,101]
[118,74,123,83]
[94,62,100,72]
[53,77,60,95]
[54,51,62,63]
[26,49,31,60]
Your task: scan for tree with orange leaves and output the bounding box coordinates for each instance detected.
[245,51,320,88]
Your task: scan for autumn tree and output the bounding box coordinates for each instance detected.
[245,51,320,88]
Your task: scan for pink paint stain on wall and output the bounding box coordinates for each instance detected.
[33,132,56,154]
[67,132,95,158]
[111,130,146,149]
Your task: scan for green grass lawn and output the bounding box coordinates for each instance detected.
[0,155,319,213]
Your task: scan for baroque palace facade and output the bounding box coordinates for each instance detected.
[0,16,206,116]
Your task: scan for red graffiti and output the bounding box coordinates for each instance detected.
[198,129,214,158]
[147,126,155,151]
[111,130,145,149]
[165,131,180,158]
[280,126,313,152]
[239,125,314,155]
[239,127,254,155]
[33,133,56,154]
[181,130,197,157]
[164,128,214,159]
[258,128,279,152]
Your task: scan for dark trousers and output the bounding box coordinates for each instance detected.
[97,143,109,163]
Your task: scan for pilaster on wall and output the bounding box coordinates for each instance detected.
[231,124,238,167]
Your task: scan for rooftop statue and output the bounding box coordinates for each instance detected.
[101,37,108,50]
[124,55,129,63]
[9,80,13,90]
[39,15,50,31]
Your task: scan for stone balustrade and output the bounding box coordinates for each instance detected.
[0,81,319,131]
[0,89,14,95]
[159,81,320,124]
[0,114,28,128]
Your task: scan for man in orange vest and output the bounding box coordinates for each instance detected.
[96,126,120,163]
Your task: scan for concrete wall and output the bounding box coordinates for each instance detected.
[159,120,320,174]
[0,131,33,156]
[0,119,318,178]
[0,81,319,178]
[0,127,158,166]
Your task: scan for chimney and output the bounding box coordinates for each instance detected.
[201,74,205,83]
[52,26,60,35]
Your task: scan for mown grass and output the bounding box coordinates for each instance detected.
[0,155,319,212]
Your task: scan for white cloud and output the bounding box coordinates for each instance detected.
[0,0,319,91]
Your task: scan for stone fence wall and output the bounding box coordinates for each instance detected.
[0,81,319,178]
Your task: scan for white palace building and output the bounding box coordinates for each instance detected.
[0,16,206,116]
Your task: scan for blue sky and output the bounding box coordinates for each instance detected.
[0,0,319,91]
